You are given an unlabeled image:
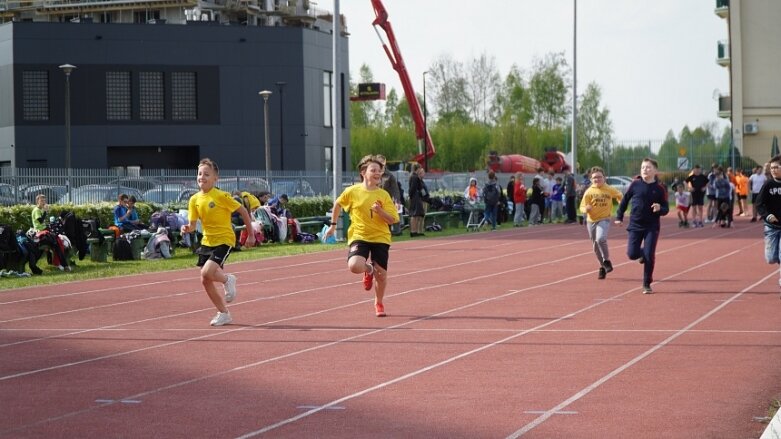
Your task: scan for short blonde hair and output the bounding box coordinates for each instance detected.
[35,194,46,204]
[198,157,219,174]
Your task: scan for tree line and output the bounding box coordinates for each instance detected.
[349,52,740,175]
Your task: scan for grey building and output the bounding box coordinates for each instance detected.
[0,2,350,172]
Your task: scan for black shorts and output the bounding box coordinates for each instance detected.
[348,240,390,270]
[738,194,747,200]
[196,244,232,268]
[690,191,705,206]
[752,193,760,204]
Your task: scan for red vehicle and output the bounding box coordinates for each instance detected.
[371,0,434,168]
[487,148,569,174]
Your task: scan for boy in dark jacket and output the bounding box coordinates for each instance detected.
[615,158,669,294]
[755,154,781,298]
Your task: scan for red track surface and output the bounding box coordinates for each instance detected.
[1,216,780,438]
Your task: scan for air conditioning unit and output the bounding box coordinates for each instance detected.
[744,122,758,134]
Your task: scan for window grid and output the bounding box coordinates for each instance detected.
[139,71,165,120]
[323,71,332,127]
[172,72,197,120]
[22,71,49,121]
[106,71,132,120]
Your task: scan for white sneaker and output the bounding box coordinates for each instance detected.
[210,311,232,326]
[223,274,237,303]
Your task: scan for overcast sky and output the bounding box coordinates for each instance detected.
[338,0,730,141]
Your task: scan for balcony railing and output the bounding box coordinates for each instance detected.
[717,40,730,66]
[715,0,729,18]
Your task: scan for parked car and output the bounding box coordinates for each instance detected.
[605,176,634,194]
[58,185,144,204]
[0,183,18,206]
[215,177,269,194]
[22,184,67,205]
[108,177,161,193]
[143,184,198,204]
[271,179,316,198]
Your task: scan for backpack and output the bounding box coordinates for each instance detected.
[0,224,15,253]
[112,236,134,261]
[483,183,500,206]
[295,232,317,243]
[83,218,104,244]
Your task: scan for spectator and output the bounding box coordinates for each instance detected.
[735,169,749,216]
[512,172,527,226]
[674,183,692,228]
[408,164,429,237]
[464,177,480,203]
[563,167,578,224]
[550,176,564,222]
[749,165,767,222]
[529,177,544,225]
[685,164,709,228]
[481,171,501,230]
[506,175,516,219]
[31,194,50,232]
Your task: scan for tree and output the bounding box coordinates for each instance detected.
[528,52,570,130]
[427,54,470,123]
[576,82,613,159]
[465,52,501,125]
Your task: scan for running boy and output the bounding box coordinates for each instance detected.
[325,155,400,317]
[181,158,255,326]
[674,184,691,227]
[580,167,623,280]
[755,155,781,297]
[615,158,669,294]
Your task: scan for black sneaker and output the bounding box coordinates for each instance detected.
[638,256,645,264]
[603,260,613,273]
[598,267,606,280]
[642,283,653,294]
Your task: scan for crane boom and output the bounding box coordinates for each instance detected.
[370,0,435,167]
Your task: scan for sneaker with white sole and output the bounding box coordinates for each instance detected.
[223,274,237,303]
[210,311,232,326]
[642,283,653,294]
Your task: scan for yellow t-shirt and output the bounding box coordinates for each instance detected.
[337,184,399,245]
[188,188,241,247]
[580,184,623,222]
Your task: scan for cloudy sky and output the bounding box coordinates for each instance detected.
[337,0,730,141]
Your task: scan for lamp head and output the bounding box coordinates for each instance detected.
[58,64,77,75]
[258,90,272,101]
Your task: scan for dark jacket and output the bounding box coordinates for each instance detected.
[616,177,669,232]
[756,177,781,229]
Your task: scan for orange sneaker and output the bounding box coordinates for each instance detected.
[362,264,374,291]
[375,303,386,317]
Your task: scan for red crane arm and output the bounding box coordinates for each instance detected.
[370,0,435,165]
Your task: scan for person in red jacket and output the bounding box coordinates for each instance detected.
[513,172,527,226]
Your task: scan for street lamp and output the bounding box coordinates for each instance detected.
[275,81,287,170]
[58,64,76,169]
[259,90,273,191]
[422,71,428,172]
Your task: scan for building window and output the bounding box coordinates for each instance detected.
[172,72,197,120]
[106,71,132,120]
[22,71,49,121]
[139,71,165,120]
[323,71,332,127]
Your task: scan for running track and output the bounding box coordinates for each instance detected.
[1,216,779,438]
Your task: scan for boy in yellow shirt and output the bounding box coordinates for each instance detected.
[182,158,255,326]
[325,154,400,317]
[580,166,623,279]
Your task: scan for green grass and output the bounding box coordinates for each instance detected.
[0,221,501,291]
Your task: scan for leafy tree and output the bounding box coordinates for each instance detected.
[528,52,571,130]
[576,82,613,158]
[466,52,502,125]
[427,54,470,122]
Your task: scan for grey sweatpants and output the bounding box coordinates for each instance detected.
[586,219,611,266]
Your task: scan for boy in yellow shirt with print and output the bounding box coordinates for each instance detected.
[580,166,623,280]
[325,154,400,317]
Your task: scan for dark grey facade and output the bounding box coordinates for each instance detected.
[0,21,350,171]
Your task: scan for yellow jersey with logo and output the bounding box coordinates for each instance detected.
[580,184,623,222]
[336,184,399,245]
[188,188,241,247]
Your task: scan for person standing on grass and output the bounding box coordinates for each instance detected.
[181,158,255,326]
[615,158,669,294]
[325,155,400,317]
[754,155,781,298]
[580,167,623,280]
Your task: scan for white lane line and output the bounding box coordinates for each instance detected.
[505,270,776,438]
[232,247,754,438]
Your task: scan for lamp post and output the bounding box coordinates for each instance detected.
[423,71,428,172]
[259,90,273,191]
[58,64,76,169]
[275,81,287,170]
